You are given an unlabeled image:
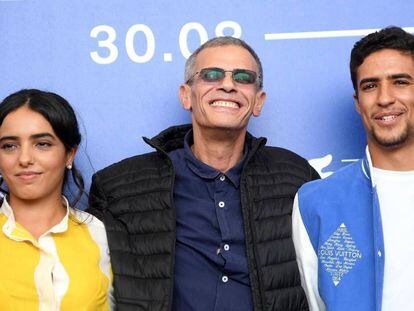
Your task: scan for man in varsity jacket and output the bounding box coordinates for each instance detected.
[293,26,414,311]
[89,36,319,311]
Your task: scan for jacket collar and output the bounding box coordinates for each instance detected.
[143,124,267,161]
[362,146,376,188]
[143,124,191,153]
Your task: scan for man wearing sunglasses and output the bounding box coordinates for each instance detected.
[89,36,319,311]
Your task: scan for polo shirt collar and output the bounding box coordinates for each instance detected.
[183,130,247,188]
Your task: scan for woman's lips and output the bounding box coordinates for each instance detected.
[15,172,42,181]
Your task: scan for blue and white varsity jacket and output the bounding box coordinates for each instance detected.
[292,149,384,311]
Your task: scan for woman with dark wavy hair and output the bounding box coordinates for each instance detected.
[0,89,114,310]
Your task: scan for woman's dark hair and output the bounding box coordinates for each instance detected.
[0,89,85,207]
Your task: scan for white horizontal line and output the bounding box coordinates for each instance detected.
[264,27,414,40]
[341,159,359,163]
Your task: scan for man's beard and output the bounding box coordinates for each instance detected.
[371,123,410,148]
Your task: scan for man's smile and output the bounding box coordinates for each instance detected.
[210,100,240,109]
[373,110,404,126]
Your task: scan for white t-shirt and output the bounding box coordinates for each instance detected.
[373,168,414,311]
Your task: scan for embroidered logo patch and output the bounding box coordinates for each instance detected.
[318,223,362,286]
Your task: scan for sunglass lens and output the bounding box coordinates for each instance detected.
[233,70,256,84]
[200,68,225,81]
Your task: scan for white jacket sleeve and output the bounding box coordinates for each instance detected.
[292,193,326,311]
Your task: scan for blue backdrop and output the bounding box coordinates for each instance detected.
[1,0,413,190]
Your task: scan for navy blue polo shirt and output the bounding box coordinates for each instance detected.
[169,131,253,311]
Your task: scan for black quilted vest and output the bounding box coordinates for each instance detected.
[88,124,319,311]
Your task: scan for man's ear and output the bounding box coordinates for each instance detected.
[354,93,361,115]
[252,91,266,117]
[179,84,192,111]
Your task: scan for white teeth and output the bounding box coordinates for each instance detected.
[210,101,239,108]
[381,115,397,121]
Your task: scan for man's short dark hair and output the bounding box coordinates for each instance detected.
[350,26,414,91]
[185,36,264,89]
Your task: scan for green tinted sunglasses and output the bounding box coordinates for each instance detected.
[188,67,258,85]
